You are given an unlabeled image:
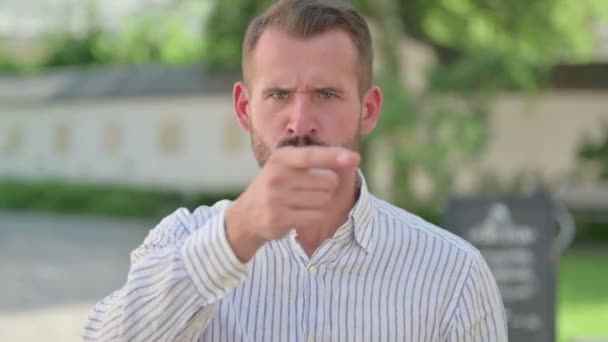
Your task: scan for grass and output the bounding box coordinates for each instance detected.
[559,250,608,342]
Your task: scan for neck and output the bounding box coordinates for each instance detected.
[296,169,359,257]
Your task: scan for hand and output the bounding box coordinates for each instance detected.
[225,146,360,262]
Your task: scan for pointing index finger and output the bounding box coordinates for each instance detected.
[277,146,360,170]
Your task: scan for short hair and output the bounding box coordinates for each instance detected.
[242,0,373,93]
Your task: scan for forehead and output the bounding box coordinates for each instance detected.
[248,27,359,88]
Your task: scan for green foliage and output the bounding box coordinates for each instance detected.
[0,179,241,220]
[578,122,608,180]
[43,30,106,68]
[3,0,210,70]
[575,221,608,242]
[362,0,493,208]
[94,1,209,65]
[0,54,29,74]
[38,1,108,68]
[363,72,490,208]
[2,0,607,73]
[201,0,273,70]
[4,0,607,75]
[393,0,608,63]
[428,51,550,94]
[357,0,608,208]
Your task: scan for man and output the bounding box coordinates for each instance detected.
[84,0,507,341]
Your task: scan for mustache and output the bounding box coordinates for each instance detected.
[278,135,327,148]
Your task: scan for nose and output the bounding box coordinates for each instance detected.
[286,96,318,136]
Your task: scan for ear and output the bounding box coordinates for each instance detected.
[360,86,382,135]
[233,81,251,131]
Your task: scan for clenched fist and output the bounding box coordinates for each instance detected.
[225,146,360,261]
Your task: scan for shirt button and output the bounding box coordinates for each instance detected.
[308,265,318,275]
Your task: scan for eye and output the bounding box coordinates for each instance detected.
[318,90,337,99]
[271,91,288,100]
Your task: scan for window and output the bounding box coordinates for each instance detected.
[158,119,182,156]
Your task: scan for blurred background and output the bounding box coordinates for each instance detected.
[0,0,607,341]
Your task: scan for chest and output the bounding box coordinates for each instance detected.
[203,245,450,342]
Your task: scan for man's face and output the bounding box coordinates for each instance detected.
[234,27,381,166]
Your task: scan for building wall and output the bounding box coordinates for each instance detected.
[2,91,608,194]
[464,91,608,189]
[0,95,259,193]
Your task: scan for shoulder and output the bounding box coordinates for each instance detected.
[368,196,502,308]
[370,196,484,265]
[369,196,506,335]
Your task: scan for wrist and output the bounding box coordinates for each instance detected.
[225,205,265,262]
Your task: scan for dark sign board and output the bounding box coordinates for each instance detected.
[444,192,558,342]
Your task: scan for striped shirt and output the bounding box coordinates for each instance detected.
[84,171,507,341]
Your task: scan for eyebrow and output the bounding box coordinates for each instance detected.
[314,87,345,95]
[262,87,294,96]
[261,86,346,96]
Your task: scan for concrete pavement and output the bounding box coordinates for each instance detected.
[0,211,153,341]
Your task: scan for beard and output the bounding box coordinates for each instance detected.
[250,114,362,167]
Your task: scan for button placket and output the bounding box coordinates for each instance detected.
[308,265,318,275]
[305,263,321,342]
